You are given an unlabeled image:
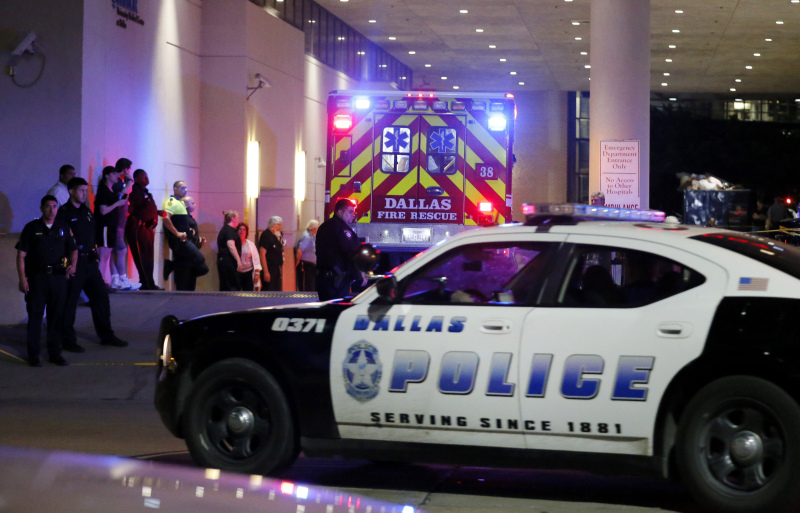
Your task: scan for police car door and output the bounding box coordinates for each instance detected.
[330,234,565,449]
[518,235,726,456]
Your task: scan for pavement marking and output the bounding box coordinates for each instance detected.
[0,348,25,362]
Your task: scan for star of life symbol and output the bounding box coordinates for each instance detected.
[343,341,383,403]
[428,128,456,154]
[382,127,410,154]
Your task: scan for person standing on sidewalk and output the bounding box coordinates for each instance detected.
[46,165,76,207]
[165,195,208,291]
[315,199,364,301]
[16,195,77,367]
[125,169,162,290]
[58,178,128,352]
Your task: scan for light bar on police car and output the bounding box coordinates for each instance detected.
[522,203,666,222]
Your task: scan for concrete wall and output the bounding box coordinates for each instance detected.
[512,90,570,216]
[0,0,84,234]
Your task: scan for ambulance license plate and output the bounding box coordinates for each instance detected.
[402,227,431,243]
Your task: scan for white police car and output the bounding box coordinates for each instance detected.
[156,204,800,513]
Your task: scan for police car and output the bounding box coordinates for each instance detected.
[155,204,800,513]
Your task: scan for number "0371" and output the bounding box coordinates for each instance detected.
[271,317,327,333]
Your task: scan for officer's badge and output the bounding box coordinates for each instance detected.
[343,341,382,403]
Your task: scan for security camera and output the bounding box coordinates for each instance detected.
[254,73,271,88]
[12,32,37,56]
[6,31,37,68]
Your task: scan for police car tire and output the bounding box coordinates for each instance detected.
[183,358,298,475]
[676,376,800,513]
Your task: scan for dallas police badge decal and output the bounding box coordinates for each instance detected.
[343,341,382,402]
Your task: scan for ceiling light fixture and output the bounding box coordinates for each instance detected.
[519,82,525,85]
[476,28,484,33]
[776,20,784,24]
[584,64,591,68]
[580,51,588,55]
[510,71,517,75]
[572,21,580,25]
[666,58,673,62]
[453,86,460,89]
[735,79,742,82]
[669,98,677,101]
[441,76,447,80]
[661,83,668,86]
[754,53,761,56]
[408,51,415,54]
[746,65,753,69]
[425,64,431,67]
[672,29,680,33]
[675,10,684,13]
[499,58,507,62]
[766,38,773,41]
[460,9,468,14]
[669,45,676,48]
[368,19,376,23]
[575,37,582,40]
[489,45,497,48]
[730,88,736,91]
[663,72,670,76]
[389,36,396,40]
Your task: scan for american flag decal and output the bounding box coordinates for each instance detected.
[738,277,768,291]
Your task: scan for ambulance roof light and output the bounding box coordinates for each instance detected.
[521,203,666,224]
[355,98,370,109]
[506,93,515,99]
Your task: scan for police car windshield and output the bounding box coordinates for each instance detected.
[691,232,800,280]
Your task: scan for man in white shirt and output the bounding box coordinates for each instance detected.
[46,165,76,207]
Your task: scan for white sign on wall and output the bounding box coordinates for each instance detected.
[600,140,640,209]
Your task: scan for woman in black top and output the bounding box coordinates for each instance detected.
[258,215,285,291]
[94,166,132,289]
[216,210,242,291]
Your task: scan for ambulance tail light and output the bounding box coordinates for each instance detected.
[488,115,507,131]
[479,202,493,213]
[333,114,353,131]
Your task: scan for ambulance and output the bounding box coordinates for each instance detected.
[325,90,516,256]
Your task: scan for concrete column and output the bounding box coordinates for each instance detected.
[589,0,650,209]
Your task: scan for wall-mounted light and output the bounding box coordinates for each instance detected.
[247,141,260,198]
[295,151,306,201]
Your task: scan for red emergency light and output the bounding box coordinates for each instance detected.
[333,114,352,131]
[478,201,493,212]
[786,197,793,205]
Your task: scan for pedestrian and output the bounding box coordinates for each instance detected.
[258,216,285,291]
[95,165,140,290]
[217,210,242,291]
[767,196,791,231]
[295,219,319,292]
[46,165,76,207]
[752,199,767,232]
[15,195,78,367]
[165,195,208,291]
[316,199,365,301]
[125,169,162,290]
[57,177,128,352]
[237,222,261,291]
[113,158,139,289]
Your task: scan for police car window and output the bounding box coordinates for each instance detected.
[557,246,705,308]
[426,127,457,175]
[400,242,554,305]
[381,127,411,174]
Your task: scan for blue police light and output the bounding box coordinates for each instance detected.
[522,203,666,223]
[488,115,507,131]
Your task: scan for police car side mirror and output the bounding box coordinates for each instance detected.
[375,275,398,302]
[353,243,379,273]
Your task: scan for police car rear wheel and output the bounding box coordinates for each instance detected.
[183,358,297,475]
[676,376,800,513]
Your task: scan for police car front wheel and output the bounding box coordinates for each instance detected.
[182,358,298,475]
[676,376,800,513]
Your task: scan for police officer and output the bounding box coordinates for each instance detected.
[316,198,365,300]
[16,195,78,367]
[58,178,128,352]
[165,195,208,291]
[126,169,162,290]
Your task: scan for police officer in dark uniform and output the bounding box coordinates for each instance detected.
[58,178,128,352]
[126,169,162,290]
[16,195,78,367]
[316,198,365,300]
[163,195,208,290]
